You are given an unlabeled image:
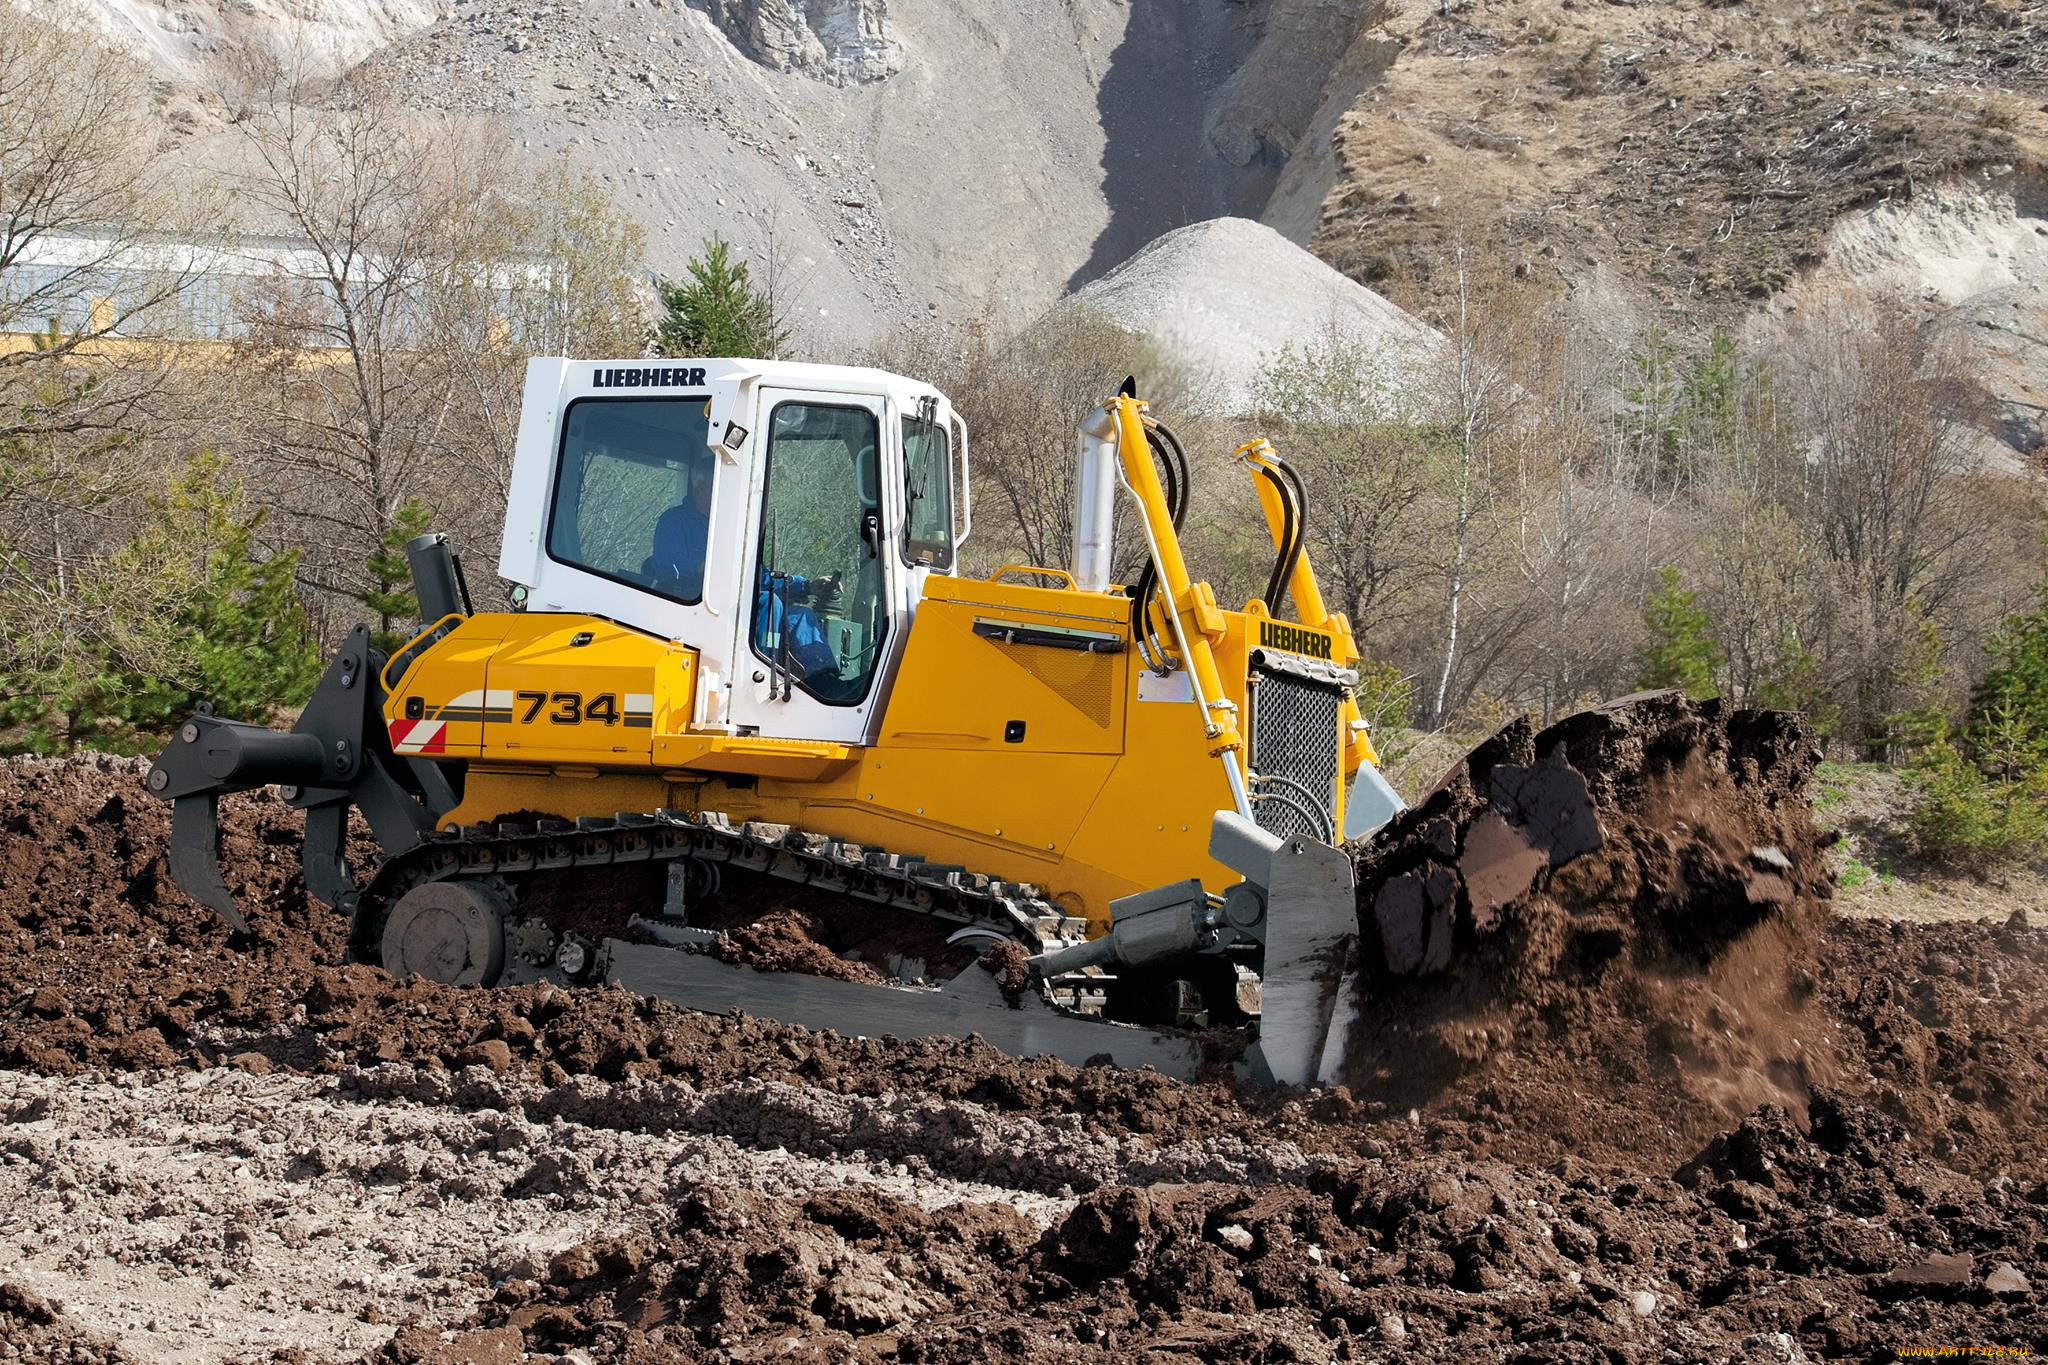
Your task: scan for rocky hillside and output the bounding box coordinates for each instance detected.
[38,0,446,75]
[32,0,2048,450]
[64,0,1394,345]
[1310,0,2048,453]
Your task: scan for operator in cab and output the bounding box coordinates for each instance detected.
[646,451,715,600]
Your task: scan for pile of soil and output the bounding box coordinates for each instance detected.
[3,746,2046,1360]
[0,1282,132,1365]
[1343,694,1842,1168]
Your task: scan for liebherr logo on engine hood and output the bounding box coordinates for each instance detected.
[1258,620,1334,660]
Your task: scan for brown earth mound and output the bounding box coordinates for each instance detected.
[1342,694,1839,1164]
[0,1282,134,1365]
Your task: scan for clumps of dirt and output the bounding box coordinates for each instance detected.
[286,964,1247,1142]
[1344,693,1836,1162]
[0,757,1243,1144]
[9,744,2048,1182]
[0,1282,133,1365]
[709,907,889,984]
[381,1087,2048,1362]
[979,939,1032,998]
[1677,1093,2046,1359]
[0,755,347,1076]
[1818,910,2048,1177]
[7,751,2048,1360]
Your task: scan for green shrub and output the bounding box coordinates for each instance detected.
[1910,744,2048,864]
[1910,553,2048,864]
[1636,565,1722,699]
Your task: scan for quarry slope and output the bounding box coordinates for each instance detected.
[80,0,1392,346]
[1309,0,2048,456]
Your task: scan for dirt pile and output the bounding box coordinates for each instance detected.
[1818,912,2048,1178]
[1069,216,1441,414]
[0,1282,133,1365]
[0,755,344,1076]
[4,750,2048,1360]
[1343,694,1835,1160]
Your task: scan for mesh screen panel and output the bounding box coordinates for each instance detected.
[1247,659,1343,839]
[1013,649,1116,728]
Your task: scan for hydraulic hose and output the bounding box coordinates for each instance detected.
[1252,449,1310,617]
[1256,463,1297,612]
[1270,450,1309,614]
[1130,419,1192,638]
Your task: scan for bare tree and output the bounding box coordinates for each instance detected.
[1416,242,1530,728]
[442,159,649,552]
[1250,319,1436,647]
[215,60,525,635]
[0,5,205,699]
[1768,291,1990,752]
[873,302,1192,576]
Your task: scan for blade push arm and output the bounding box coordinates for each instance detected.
[1237,438,1379,773]
[1106,395,1253,816]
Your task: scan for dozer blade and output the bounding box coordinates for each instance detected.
[1207,813,1361,1087]
[1247,831,1359,1087]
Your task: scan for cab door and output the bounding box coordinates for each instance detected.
[726,389,896,744]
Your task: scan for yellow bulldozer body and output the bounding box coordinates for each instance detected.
[388,566,1361,936]
[147,358,1404,1084]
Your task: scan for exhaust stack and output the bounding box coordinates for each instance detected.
[1070,403,1118,592]
[405,532,469,624]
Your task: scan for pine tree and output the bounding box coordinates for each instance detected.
[653,235,789,359]
[1909,549,2048,864]
[114,452,323,736]
[364,497,436,653]
[1974,565,2048,770]
[1636,565,1722,699]
[0,452,322,753]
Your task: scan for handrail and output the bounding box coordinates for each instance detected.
[953,412,972,549]
[986,564,1078,590]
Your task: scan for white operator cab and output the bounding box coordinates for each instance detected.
[499,357,969,745]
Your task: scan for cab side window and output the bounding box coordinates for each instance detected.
[901,413,953,570]
[547,398,712,603]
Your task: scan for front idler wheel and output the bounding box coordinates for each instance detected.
[381,880,510,986]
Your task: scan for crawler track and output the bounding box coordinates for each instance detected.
[350,806,1098,996]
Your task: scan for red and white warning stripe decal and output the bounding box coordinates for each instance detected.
[388,718,447,754]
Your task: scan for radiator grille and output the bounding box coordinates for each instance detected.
[1246,651,1344,841]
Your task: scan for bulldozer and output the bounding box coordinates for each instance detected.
[147,358,1412,1086]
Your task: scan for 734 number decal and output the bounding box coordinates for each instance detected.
[517,691,621,726]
